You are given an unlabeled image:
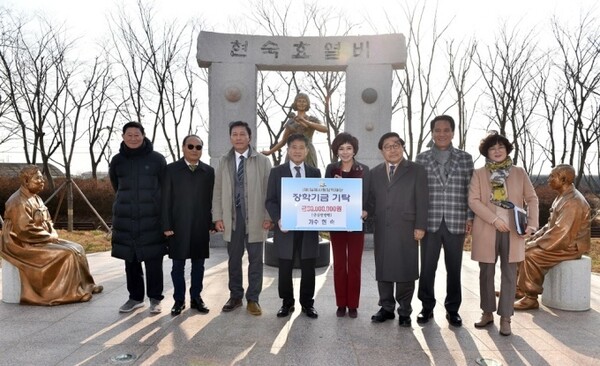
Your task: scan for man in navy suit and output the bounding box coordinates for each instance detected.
[265,133,322,319]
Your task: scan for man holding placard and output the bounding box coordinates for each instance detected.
[265,133,322,319]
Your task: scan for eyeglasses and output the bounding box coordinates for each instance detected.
[383,143,402,151]
[187,144,203,151]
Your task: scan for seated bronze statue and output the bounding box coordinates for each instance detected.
[514,164,591,310]
[0,166,102,305]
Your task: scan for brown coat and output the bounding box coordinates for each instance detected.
[468,166,539,263]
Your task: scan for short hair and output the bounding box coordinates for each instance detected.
[430,115,455,132]
[182,134,203,146]
[553,164,576,184]
[478,132,513,158]
[228,121,252,137]
[122,121,145,135]
[287,133,309,146]
[19,165,41,185]
[331,132,359,157]
[291,93,311,111]
[378,132,405,150]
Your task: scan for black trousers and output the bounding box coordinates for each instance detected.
[418,219,465,313]
[278,231,316,308]
[125,258,164,301]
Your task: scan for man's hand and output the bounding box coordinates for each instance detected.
[414,229,425,241]
[262,220,272,230]
[164,230,174,237]
[215,220,225,232]
[278,219,288,233]
[465,219,473,234]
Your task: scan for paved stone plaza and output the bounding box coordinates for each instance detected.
[0,247,599,365]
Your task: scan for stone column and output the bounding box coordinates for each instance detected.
[207,63,257,167]
[345,64,393,168]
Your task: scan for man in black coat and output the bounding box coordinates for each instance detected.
[162,135,215,316]
[110,122,167,314]
[265,133,322,319]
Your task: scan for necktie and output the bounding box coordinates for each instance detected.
[235,156,245,208]
[294,166,301,178]
[389,164,395,180]
[189,164,197,172]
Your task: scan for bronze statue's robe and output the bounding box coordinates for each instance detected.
[1,187,98,305]
[517,185,591,296]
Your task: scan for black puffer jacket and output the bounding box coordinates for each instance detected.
[109,138,167,261]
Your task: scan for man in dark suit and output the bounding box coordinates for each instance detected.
[367,132,429,327]
[162,135,215,316]
[265,133,322,319]
[415,115,474,327]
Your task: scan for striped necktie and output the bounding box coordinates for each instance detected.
[294,166,301,178]
[389,164,395,180]
[189,164,197,172]
[235,156,245,207]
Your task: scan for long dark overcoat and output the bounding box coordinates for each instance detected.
[265,163,321,260]
[367,159,429,282]
[161,158,215,260]
[109,139,167,262]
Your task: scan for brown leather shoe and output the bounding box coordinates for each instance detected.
[247,301,262,316]
[222,298,243,312]
[499,316,512,336]
[92,285,104,294]
[474,312,494,328]
[514,296,539,310]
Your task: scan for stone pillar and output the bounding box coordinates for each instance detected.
[345,64,393,168]
[207,63,257,167]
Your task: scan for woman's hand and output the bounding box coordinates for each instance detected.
[493,218,510,232]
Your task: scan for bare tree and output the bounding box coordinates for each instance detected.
[108,0,203,162]
[447,38,479,150]
[388,1,453,159]
[87,50,122,179]
[474,23,541,170]
[551,14,600,187]
[0,11,72,188]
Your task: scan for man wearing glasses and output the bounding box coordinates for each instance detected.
[162,135,215,316]
[367,132,429,327]
[213,121,272,316]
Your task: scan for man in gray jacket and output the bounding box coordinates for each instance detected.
[213,121,272,316]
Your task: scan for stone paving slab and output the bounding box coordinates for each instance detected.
[1,248,599,366]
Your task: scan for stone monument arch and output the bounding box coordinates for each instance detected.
[196,31,406,168]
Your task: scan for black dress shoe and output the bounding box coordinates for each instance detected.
[171,300,185,316]
[190,297,210,314]
[221,298,243,312]
[371,308,395,323]
[398,316,412,327]
[276,305,295,317]
[302,306,319,319]
[416,309,434,324]
[446,312,462,327]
